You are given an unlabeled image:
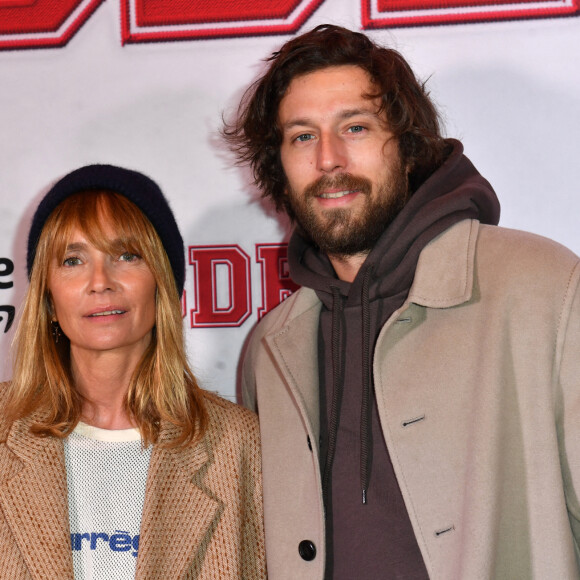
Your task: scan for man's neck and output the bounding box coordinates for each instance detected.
[328,251,370,283]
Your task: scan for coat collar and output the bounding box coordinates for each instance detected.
[407,219,478,309]
[1,412,219,579]
[265,219,478,334]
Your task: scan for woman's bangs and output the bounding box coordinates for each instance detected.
[50,191,149,260]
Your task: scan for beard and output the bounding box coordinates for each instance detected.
[286,163,410,257]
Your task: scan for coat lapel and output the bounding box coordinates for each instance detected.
[0,418,73,579]
[136,424,220,579]
[260,220,478,444]
[265,289,322,445]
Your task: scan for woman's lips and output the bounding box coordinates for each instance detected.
[84,307,127,318]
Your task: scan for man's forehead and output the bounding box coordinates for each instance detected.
[284,64,376,96]
[278,65,383,124]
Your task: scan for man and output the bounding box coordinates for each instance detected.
[225,24,580,579]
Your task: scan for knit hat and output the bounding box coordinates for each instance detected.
[27,164,185,294]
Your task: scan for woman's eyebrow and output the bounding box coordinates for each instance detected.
[64,242,87,252]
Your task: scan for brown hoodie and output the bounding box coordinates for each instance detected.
[288,140,501,579]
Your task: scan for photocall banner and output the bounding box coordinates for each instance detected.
[1,0,579,400]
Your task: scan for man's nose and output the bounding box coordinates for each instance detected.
[317,133,347,173]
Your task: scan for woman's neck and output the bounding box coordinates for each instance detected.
[71,347,143,430]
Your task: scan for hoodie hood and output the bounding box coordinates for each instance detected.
[288,139,500,306]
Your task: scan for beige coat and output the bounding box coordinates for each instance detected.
[0,390,266,579]
[243,219,580,579]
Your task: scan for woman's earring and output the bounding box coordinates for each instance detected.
[51,320,61,343]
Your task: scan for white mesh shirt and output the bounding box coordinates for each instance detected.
[64,422,152,580]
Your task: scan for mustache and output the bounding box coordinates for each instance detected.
[304,173,373,198]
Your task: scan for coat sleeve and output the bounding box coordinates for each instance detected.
[241,327,261,413]
[556,260,580,547]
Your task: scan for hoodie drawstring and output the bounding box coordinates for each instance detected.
[322,267,375,507]
[322,285,345,505]
[360,265,373,504]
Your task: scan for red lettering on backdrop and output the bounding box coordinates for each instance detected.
[121,0,325,44]
[0,0,104,50]
[361,0,579,28]
[136,0,305,25]
[256,244,299,321]
[189,246,252,328]
[2,0,577,49]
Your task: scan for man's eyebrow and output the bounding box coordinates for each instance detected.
[337,108,381,121]
[281,108,381,131]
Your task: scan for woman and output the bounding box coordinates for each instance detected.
[0,165,266,579]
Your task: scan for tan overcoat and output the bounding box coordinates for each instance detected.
[0,390,266,579]
[243,219,580,579]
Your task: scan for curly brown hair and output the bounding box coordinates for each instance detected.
[223,24,447,217]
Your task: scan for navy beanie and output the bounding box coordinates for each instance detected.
[27,164,185,295]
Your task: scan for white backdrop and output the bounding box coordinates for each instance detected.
[1,1,579,401]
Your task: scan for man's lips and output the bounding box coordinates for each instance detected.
[315,189,362,207]
[318,190,360,199]
[303,174,371,207]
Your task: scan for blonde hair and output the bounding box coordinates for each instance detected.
[8,191,208,447]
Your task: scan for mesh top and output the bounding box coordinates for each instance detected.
[64,423,152,579]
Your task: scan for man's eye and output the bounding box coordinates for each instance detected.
[63,257,82,267]
[295,133,314,142]
[348,125,365,134]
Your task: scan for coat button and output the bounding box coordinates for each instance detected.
[298,540,316,561]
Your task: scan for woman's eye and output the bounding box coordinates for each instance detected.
[119,252,140,262]
[63,257,82,267]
